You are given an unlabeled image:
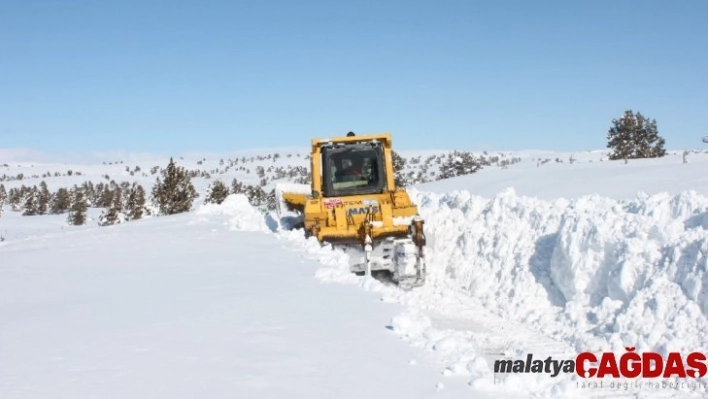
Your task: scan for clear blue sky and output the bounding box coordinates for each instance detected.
[1,0,707,158]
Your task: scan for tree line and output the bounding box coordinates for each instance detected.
[0,158,195,226]
[0,157,284,227]
[0,111,671,226]
[0,180,148,226]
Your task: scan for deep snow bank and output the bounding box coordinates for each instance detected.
[196,189,708,396]
[410,187,708,355]
[195,194,273,233]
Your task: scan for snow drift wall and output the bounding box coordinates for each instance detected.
[196,194,274,233]
[199,188,708,395]
[410,187,708,355]
[196,187,708,395]
[200,189,708,357]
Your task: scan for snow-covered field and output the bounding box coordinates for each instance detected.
[3,148,708,398]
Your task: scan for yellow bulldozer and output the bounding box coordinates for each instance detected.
[276,132,426,288]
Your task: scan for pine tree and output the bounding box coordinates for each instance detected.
[99,183,113,208]
[607,110,666,160]
[256,166,266,179]
[244,185,267,206]
[640,117,666,158]
[22,186,39,216]
[9,187,25,211]
[120,181,131,193]
[50,187,71,214]
[205,180,230,204]
[151,157,198,215]
[231,178,245,194]
[391,150,407,187]
[98,189,122,226]
[92,182,106,207]
[67,186,88,225]
[113,186,123,213]
[37,181,51,215]
[82,181,97,206]
[437,151,482,180]
[126,183,146,220]
[266,188,277,210]
[0,184,6,207]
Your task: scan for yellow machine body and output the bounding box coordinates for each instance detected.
[278,132,426,287]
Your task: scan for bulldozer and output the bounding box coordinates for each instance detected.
[276,132,426,288]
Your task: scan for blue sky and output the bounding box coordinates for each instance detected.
[1,0,707,159]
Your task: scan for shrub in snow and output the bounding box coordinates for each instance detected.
[245,185,267,207]
[392,150,407,187]
[437,151,483,180]
[230,178,244,194]
[204,180,230,205]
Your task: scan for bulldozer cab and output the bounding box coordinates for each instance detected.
[307,132,397,200]
[321,142,385,197]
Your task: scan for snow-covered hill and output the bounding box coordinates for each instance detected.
[3,148,708,398]
[419,149,708,199]
[3,147,704,199]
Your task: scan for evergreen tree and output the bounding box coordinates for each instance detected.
[99,183,113,208]
[205,180,230,204]
[151,157,198,215]
[92,182,106,207]
[0,184,6,207]
[37,181,51,215]
[607,110,666,160]
[98,190,122,226]
[231,178,245,194]
[639,117,666,158]
[256,166,266,179]
[437,151,482,180]
[126,183,146,220]
[82,181,97,206]
[113,186,123,212]
[119,181,131,192]
[391,150,407,187]
[50,187,71,214]
[22,186,39,216]
[9,186,25,211]
[67,186,88,225]
[245,185,267,206]
[266,188,277,210]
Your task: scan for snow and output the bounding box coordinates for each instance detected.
[273,182,309,221]
[418,151,708,200]
[196,194,274,232]
[1,210,507,399]
[269,151,708,397]
[4,147,708,398]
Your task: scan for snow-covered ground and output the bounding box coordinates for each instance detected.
[418,150,708,199]
[3,148,708,398]
[0,196,520,399]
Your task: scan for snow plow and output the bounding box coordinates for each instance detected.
[276,132,426,288]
